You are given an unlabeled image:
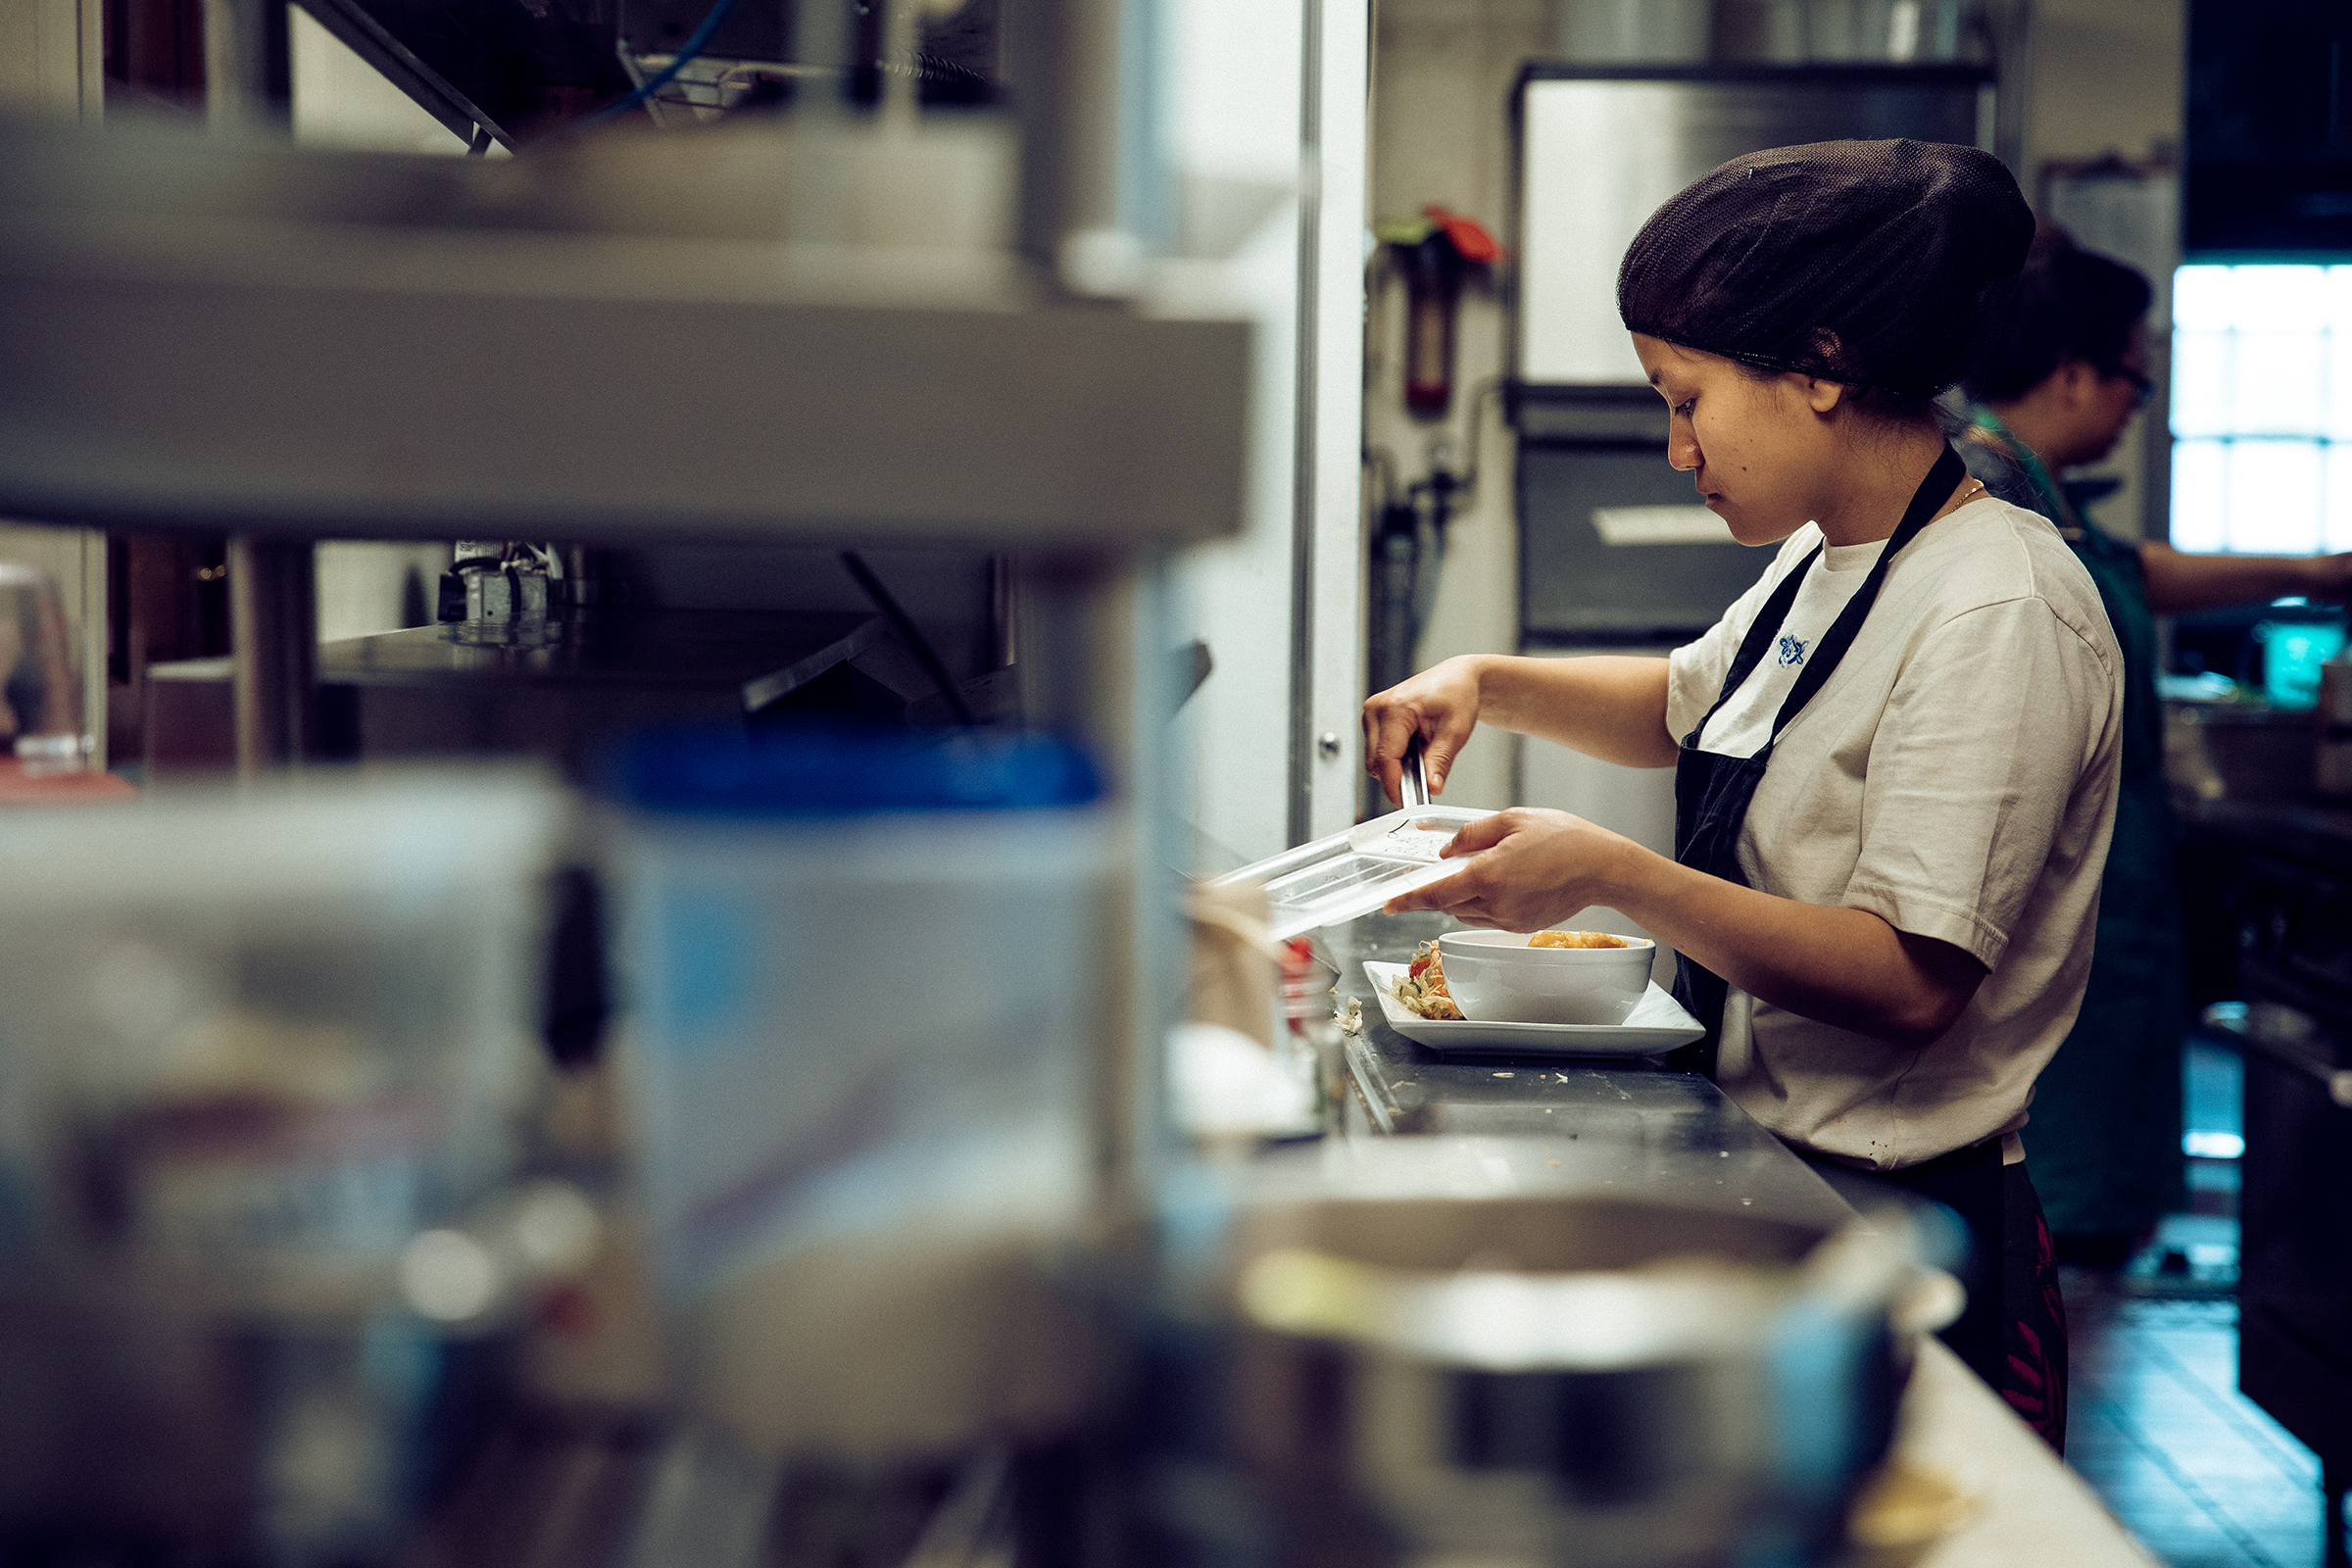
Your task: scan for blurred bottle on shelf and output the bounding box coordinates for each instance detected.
[0,561,86,776]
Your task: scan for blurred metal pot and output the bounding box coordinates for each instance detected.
[1132,1142,1936,1568]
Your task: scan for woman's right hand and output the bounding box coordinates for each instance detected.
[1362,656,1485,805]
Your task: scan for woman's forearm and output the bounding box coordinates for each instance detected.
[2140,543,2352,615]
[1602,845,1986,1047]
[1471,655,1679,768]
[1390,809,1989,1047]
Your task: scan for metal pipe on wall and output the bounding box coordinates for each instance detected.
[1292,0,1370,846]
[1006,0,1170,295]
[1007,0,1114,278]
[1286,0,1325,848]
[988,554,1018,671]
[227,536,317,773]
[202,0,292,128]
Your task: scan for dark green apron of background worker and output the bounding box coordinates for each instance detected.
[1668,445,2070,1449]
[1964,408,2187,1254]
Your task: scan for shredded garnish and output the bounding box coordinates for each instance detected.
[1393,940,1464,1021]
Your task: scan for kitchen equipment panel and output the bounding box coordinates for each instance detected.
[1519,429,1770,641]
[1516,66,1992,388]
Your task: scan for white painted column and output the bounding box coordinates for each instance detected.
[0,0,102,120]
[1161,0,1369,865]
[1294,0,1369,844]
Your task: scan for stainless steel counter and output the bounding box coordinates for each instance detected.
[1312,908,2156,1568]
[1318,908,1853,1228]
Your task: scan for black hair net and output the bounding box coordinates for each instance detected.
[1618,139,2035,401]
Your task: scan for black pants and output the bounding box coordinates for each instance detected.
[1799,1140,2069,1451]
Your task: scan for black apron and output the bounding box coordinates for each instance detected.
[1664,443,1968,1076]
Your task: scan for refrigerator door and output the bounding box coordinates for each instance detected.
[1516,66,1994,387]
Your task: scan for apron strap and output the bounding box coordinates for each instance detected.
[1691,542,1824,740]
[1768,442,1970,740]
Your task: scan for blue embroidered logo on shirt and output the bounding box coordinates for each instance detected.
[1777,635,1808,667]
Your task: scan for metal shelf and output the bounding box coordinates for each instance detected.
[0,122,1250,552]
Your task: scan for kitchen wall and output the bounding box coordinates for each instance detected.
[1366,0,1550,815]
[2024,0,2183,173]
[2018,0,2185,546]
[292,17,498,646]
[1369,0,2188,823]
[315,542,452,643]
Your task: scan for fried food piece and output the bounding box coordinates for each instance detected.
[1529,929,1629,949]
[1394,940,1464,1020]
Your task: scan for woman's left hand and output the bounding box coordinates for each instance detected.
[1382,808,1639,929]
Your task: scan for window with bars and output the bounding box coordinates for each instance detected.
[2170,264,2352,554]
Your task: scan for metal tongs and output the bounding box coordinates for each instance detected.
[1399,735,1432,808]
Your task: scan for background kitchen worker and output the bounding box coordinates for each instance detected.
[1363,141,2122,1451]
[1958,231,2352,1265]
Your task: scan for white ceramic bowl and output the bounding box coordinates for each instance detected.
[1436,930,1657,1026]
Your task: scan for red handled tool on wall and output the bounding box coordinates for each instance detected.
[1377,205,1499,421]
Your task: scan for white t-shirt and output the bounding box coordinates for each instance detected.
[1665,497,2124,1171]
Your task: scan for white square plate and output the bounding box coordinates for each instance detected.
[1361,961,1705,1057]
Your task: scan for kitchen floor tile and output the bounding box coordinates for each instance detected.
[2127,1540,2266,1568]
[2061,1267,2329,1568]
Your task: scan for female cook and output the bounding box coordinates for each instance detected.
[1959,231,2352,1263]
[1361,141,2123,1452]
